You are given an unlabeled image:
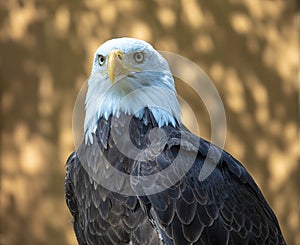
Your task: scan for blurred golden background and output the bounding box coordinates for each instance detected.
[0,0,298,244]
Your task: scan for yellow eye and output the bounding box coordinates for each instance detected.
[133,51,144,63]
[98,55,106,66]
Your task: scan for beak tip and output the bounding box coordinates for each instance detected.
[107,49,123,84]
[109,74,114,84]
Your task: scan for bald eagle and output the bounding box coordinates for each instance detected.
[65,38,286,244]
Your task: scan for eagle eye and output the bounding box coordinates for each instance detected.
[133,51,144,63]
[98,55,106,66]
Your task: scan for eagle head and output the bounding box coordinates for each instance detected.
[84,37,181,144]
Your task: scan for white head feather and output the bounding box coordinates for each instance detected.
[84,37,181,144]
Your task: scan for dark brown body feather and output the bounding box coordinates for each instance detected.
[65,109,285,244]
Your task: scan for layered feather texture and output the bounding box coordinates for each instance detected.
[65,38,285,244]
[66,110,285,244]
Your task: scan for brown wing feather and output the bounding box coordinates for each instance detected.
[131,125,286,245]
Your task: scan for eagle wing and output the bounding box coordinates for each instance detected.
[65,148,162,245]
[131,126,286,245]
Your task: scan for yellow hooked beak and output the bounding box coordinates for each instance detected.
[107,49,141,84]
[107,49,125,84]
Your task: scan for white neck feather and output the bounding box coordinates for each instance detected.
[84,74,181,144]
